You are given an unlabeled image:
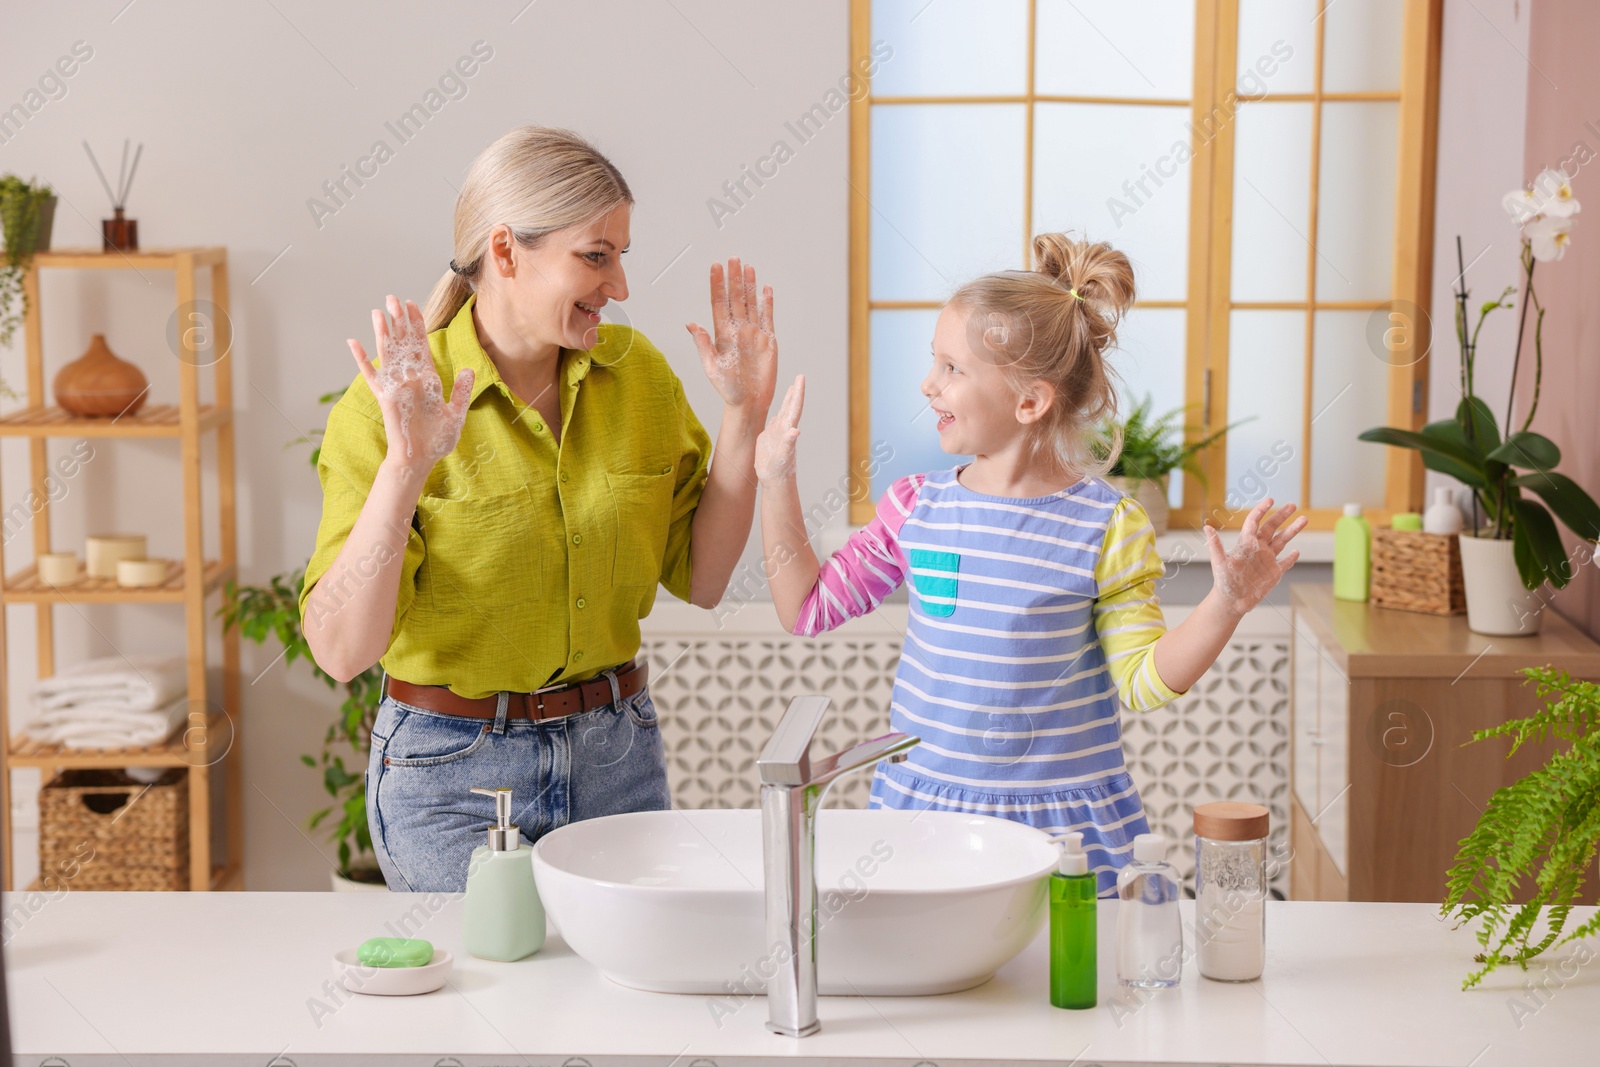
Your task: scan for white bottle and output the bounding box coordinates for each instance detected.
[1423,486,1463,535]
[1116,833,1183,988]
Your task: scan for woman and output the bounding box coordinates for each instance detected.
[299,126,776,892]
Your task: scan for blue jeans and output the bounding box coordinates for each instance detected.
[365,676,671,892]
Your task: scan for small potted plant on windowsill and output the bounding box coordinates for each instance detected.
[220,388,388,891]
[1095,394,1245,535]
[1359,169,1600,635]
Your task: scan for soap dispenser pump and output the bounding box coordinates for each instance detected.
[462,786,545,962]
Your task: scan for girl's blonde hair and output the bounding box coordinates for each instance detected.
[423,126,634,332]
[948,232,1136,480]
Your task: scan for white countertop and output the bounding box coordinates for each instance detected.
[7,891,1596,1066]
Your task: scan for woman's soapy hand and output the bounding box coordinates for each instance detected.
[686,257,777,416]
[755,375,804,486]
[1204,497,1308,617]
[347,296,473,476]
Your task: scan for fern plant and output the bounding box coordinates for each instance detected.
[1441,665,1600,989]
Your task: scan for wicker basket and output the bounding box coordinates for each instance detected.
[39,768,189,891]
[1370,528,1466,615]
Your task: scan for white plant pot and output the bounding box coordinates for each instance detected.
[1110,474,1171,535]
[1458,532,1546,636]
[331,865,390,892]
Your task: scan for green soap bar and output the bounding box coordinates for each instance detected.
[357,936,433,968]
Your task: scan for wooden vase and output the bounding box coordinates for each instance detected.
[54,334,149,417]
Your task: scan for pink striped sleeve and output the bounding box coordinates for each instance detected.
[791,474,924,636]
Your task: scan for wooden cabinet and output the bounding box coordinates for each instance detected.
[1288,584,1600,903]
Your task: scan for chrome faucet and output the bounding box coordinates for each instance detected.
[757,694,919,1038]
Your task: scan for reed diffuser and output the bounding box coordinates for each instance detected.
[83,139,142,252]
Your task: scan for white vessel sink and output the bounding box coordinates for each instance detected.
[532,808,1058,995]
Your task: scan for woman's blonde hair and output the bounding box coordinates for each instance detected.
[948,232,1136,480]
[423,126,634,332]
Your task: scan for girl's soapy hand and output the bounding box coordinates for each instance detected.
[687,257,777,416]
[755,375,804,486]
[1204,497,1308,618]
[347,295,473,476]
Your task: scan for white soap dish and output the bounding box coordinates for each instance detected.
[332,946,453,996]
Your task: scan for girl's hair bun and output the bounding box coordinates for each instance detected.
[1032,232,1136,322]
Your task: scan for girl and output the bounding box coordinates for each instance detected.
[756,232,1306,895]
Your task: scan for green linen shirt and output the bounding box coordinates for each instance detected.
[299,294,713,699]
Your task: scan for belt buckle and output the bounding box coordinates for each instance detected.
[531,679,566,719]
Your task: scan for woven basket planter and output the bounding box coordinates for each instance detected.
[39,768,189,891]
[1370,528,1466,616]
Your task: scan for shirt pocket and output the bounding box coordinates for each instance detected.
[907,548,959,617]
[416,483,543,611]
[606,467,674,589]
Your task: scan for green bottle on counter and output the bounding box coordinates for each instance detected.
[1049,832,1097,1009]
[1333,503,1371,602]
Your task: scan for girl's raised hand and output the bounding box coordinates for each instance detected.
[347,296,473,475]
[687,257,777,414]
[1204,497,1308,617]
[755,375,805,485]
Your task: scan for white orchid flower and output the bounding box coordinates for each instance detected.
[1528,167,1580,218]
[1504,188,1542,225]
[1525,213,1576,261]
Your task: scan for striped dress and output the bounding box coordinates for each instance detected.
[792,466,1183,896]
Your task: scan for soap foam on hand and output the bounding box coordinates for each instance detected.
[364,297,471,465]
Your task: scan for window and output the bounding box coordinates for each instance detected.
[848,0,1442,528]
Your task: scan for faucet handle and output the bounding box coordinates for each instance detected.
[758,695,832,786]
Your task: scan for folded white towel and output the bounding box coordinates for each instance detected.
[32,654,187,714]
[24,694,190,750]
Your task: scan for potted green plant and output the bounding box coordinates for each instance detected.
[1359,168,1600,635]
[1095,394,1245,535]
[1441,665,1600,990]
[0,174,57,373]
[220,388,388,890]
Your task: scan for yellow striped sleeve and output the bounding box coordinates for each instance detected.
[1093,496,1183,712]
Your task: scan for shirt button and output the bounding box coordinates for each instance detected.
[576,597,586,609]
[533,420,545,432]
[661,465,672,475]
[560,473,569,482]
[571,533,583,545]
[573,651,584,663]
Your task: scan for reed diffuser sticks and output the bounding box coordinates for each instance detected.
[83,139,142,251]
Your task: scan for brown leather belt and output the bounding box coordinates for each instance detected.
[384,660,648,723]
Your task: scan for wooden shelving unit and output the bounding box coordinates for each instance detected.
[0,246,241,892]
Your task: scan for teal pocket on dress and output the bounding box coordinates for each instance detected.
[907,548,959,617]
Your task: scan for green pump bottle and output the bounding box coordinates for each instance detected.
[1333,503,1372,601]
[1049,831,1097,1009]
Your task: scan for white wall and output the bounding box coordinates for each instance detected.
[2,0,851,889]
[1426,0,1531,510]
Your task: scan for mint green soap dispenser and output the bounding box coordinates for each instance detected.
[462,786,545,962]
[1332,503,1372,601]
[1049,831,1097,1009]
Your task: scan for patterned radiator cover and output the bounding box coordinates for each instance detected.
[639,600,1291,897]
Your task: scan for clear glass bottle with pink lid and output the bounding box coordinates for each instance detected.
[1192,801,1270,981]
